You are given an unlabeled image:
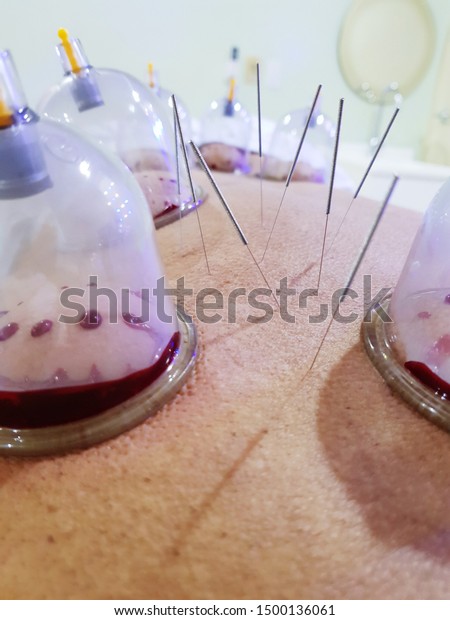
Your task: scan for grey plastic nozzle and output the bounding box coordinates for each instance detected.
[56,37,104,112]
[0,50,51,199]
[0,123,52,199]
[70,67,104,112]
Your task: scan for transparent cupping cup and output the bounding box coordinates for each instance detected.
[264,106,335,183]
[39,32,200,225]
[0,50,196,453]
[199,95,252,173]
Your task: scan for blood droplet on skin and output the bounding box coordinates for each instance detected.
[0,323,19,341]
[31,320,53,338]
[79,310,102,330]
[417,311,431,319]
[122,312,146,325]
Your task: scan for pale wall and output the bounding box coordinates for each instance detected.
[0,0,449,156]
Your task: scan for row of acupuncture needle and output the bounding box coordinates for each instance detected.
[252,76,401,368]
[259,85,399,291]
[171,65,400,319]
[171,67,402,411]
[254,72,401,371]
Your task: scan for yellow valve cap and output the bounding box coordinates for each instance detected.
[58,28,81,73]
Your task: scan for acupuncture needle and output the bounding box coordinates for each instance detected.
[261,83,323,262]
[327,107,400,254]
[173,102,183,251]
[190,140,280,310]
[172,95,211,275]
[308,174,399,372]
[316,97,344,290]
[256,62,264,225]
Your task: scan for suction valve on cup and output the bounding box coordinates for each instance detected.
[56,28,103,112]
[0,50,51,199]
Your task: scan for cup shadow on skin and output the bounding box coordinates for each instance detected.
[317,342,450,564]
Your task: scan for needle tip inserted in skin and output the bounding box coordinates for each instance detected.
[308,174,399,373]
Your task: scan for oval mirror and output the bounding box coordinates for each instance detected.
[338,0,435,103]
